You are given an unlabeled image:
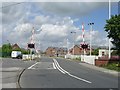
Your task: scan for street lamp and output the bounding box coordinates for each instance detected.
[71,31,76,55]
[88,23,94,56]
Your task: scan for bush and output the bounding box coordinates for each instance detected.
[103,63,120,72]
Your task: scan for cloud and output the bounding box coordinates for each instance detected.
[2,23,33,46]
[1,2,114,50]
[36,2,108,17]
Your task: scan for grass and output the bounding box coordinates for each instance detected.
[73,57,81,61]
[103,63,120,72]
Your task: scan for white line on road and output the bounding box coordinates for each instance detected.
[53,58,92,84]
[28,62,39,69]
[68,73,92,84]
[53,63,56,69]
[53,59,66,74]
[53,59,69,74]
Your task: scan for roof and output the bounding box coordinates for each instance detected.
[12,43,20,50]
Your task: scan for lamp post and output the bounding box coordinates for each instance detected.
[88,23,94,56]
[71,31,76,55]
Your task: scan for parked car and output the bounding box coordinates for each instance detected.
[11,51,22,59]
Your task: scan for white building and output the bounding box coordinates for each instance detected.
[99,49,113,57]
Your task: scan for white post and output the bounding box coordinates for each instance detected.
[108,0,111,59]
[30,49,32,60]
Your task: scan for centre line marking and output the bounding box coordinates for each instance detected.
[28,62,39,69]
[53,63,56,69]
[53,58,92,84]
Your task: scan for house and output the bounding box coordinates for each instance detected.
[45,47,67,56]
[45,47,57,56]
[69,45,91,55]
[57,47,68,56]
[12,43,21,50]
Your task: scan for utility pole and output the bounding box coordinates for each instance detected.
[71,32,76,55]
[88,23,94,56]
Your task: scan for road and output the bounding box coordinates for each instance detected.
[19,56,118,88]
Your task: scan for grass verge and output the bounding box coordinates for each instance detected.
[103,63,120,72]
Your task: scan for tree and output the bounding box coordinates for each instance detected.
[2,43,12,57]
[91,48,99,55]
[104,14,120,56]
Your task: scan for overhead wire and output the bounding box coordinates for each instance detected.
[0,2,24,9]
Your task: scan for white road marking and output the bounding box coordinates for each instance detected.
[28,62,39,69]
[68,73,92,84]
[53,59,69,74]
[53,59,65,74]
[53,58,92,84]
[53,63,56,69]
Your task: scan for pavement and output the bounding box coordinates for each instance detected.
[1,58,37,89]
[1,67,23,88]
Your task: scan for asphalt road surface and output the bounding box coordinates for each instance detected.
[20,56,118,88]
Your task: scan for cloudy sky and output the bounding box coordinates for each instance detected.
[1,0,119,51]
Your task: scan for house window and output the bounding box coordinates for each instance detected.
[102,52,105,56]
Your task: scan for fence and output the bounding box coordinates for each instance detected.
[22,54,41,60]
[81,55,98,65]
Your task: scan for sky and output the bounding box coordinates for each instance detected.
[1,0,120,51]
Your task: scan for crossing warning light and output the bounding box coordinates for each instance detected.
[28,43,35,48]
[81,44,88,49]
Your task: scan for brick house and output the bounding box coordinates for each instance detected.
[69,45,91,55]
[45,47,67,56]
[45,47,56,56]
[57,48,67,54]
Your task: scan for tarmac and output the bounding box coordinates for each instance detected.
[79,62,119,77]
[0,57,119,89]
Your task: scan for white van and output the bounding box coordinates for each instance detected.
[11,51,22,59]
